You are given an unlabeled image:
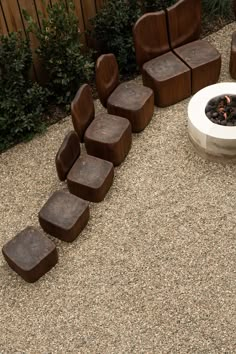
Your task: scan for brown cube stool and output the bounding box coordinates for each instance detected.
[67,154,114,202]
[56,131,114,202]
[96,54,154,132]
[142,51,191,107]
[174,40,221,94]
[230,31,236,79]
[84,113,132,166]
[39,190,89,242]
[2,226,58,283]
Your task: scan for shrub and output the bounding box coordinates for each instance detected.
[91,0,141,74]
[202,0,233,18]
[0,32,47,152]
[24,0,94,105]
[143,0,176,11]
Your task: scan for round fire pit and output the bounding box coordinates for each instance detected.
[188,82,236,162]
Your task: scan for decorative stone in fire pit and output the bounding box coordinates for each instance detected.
[188,83,236,162]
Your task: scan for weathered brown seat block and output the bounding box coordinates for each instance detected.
[71,84,95,141]
[230,31,236,79]
[174,40,221,94]
[142,51,191,107]
[39,190,89,242]
[107,82,154,132]
[2,226,58,283]
[96,54,154,132]
[67,154,114,202]
[84,113,132,166]
[55,131,80,181]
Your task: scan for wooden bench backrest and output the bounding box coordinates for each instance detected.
[166,0,201,49]
[71,84,95,141]
[133,11,170,68]
[55,131,81,181]
[96,53,119,107]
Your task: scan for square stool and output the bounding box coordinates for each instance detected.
[2,226,58,283]
[84,113,132,166]
[174,39,221,94]
[67,154,114,202]
[39,190,89,242]
[142,51,191,107]
[107,82,154,132]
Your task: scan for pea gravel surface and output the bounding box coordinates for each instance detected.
[0,24,236,353]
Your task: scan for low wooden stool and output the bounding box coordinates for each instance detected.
[2,226,58,282]
[142,51,191,107]
[230,31,236,79]
[39,190,89,242]
[56,131,114,202]
[67,154,114,202]
[174,40,221,94]
[96,54,154,132]
[84,113,132,166]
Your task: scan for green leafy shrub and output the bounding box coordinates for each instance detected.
[24,0,94,105]
[0,32,47,152]
[143,0,176,11]
[91,0,141,74]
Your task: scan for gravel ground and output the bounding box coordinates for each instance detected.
[0,24,236,353]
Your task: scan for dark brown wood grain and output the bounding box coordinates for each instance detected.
[67,154,114,203]
[230,31,236,79]
[84,113,132,166]
[166,0,201,49]
[55,131,81,181]
[142,51,191,107]
[133,11,170,69]
[96,54,119,107]
[174,40,221,94]
[71,84,95,141]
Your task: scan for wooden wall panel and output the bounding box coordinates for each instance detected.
[0,2,8,35]
[0,0,107,80]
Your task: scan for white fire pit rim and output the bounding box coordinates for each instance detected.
[188,82,236,140]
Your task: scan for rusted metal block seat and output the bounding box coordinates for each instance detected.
[96,53,154,132]
[2,226,58,282]
[167,0,221,94]
[39,190,89,242]
[230,31,236,79]
[84,113,132,166]
[133,11,191,107]
[55,131,114,202]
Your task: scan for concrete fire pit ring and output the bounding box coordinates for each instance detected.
[188,82,236,162]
